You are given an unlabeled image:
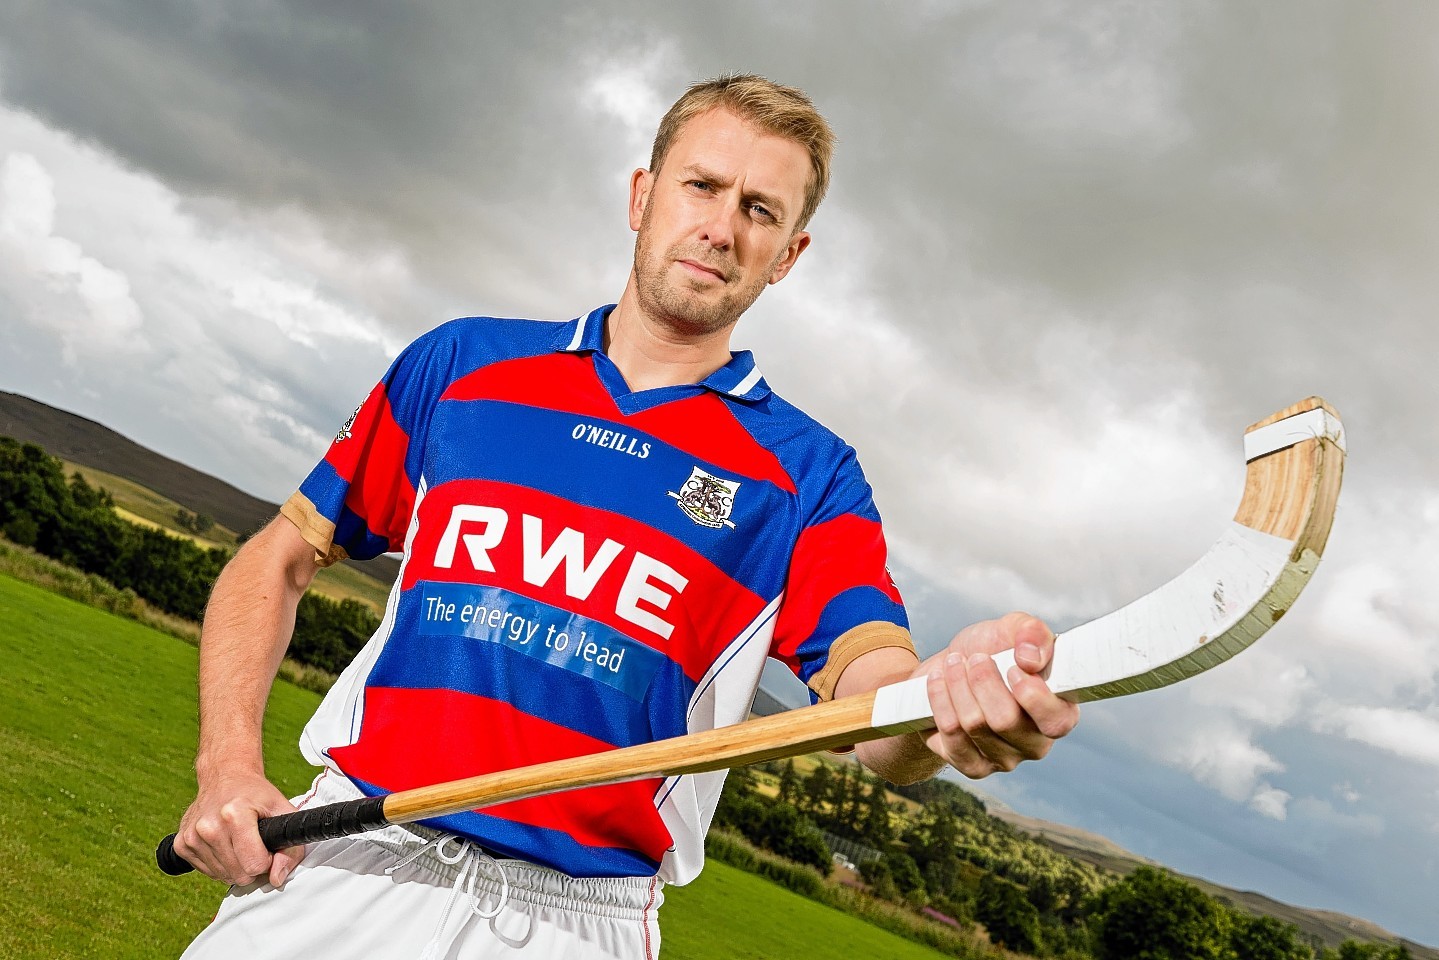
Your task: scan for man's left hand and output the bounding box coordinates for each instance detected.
[918,612,1080,779]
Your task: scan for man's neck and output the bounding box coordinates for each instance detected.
[604,282,735,392]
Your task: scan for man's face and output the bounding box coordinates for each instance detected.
[629,108,812,337]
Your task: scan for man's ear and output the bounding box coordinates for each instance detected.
[628,168,653,232]
[768,230,812,285]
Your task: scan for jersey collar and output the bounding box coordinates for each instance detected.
[553,305,772,402]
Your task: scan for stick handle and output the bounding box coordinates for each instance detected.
[154,796,391,876]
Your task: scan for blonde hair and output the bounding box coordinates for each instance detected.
[649,74,835,230]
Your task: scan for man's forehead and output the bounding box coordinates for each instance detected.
[662,108,810,196]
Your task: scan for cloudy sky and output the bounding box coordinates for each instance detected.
[2,0,1435,945]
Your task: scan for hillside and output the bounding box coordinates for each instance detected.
[991,806,1436,958]
[0,390,400,585]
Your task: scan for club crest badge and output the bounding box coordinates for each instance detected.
[668,467,740,529]
[335,405,361,443]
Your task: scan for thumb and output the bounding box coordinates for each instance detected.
[268,844,306,888]
[264,797,305,888]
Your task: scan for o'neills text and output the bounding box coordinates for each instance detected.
[571,422,651,459]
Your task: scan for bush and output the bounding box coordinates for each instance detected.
[1088,867,1232,960]
[976,873,1042,955]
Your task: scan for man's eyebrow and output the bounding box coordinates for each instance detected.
[680,164,789,218]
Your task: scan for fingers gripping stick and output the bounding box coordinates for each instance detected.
[157,398,1344,876]
[156,797,390,877]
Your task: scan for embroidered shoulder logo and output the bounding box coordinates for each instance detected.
[668,467,740,530]
[335,404,361,443]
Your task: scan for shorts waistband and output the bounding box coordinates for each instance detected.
[300,770,663,921]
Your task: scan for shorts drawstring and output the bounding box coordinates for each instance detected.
[387,833,511,959]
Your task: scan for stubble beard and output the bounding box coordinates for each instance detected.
[632,204,777,338]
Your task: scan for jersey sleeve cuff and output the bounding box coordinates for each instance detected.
[280,491,350,568]
[806,621,916,703]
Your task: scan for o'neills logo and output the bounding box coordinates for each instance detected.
[571,422,651,459]
[668,466,739,530]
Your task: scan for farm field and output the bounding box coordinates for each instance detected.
[0,573,948,959]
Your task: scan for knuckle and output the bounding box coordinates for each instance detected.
[934,712,964,737]
[1038,716,1071,739]
[1002,610,1032,630]
[956,704,988,735]
[959,760,994,781]
[241,855,272,878]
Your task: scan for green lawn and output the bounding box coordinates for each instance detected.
[0,573,321,958]
[663,860,953,960]
[0,573,950,959]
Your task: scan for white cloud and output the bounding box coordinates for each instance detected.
[1315,706,1439,768]
[0,100,409,498]
[1250,785,1291,821]
[1161,720,1287,814]
[0,151,144,361]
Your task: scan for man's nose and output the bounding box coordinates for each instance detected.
[697,204,737,250]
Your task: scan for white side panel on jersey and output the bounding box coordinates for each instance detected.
[654,594,783,885]
[300,477,429,769]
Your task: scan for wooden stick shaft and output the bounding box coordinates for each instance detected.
[383,690,889,823]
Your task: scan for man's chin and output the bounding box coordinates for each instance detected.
[639,287,742,338]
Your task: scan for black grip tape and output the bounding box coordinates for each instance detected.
[154,796,389,877]
[257,796,390,850]
[155,833,194,876]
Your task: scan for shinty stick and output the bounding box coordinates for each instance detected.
[157,397,1344,877]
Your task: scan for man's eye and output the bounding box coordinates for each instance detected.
[688,180,713,192]
[748,204,775,222]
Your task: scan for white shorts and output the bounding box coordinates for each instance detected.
[180,772,665,960]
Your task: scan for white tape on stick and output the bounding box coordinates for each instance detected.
[870,676,933,735]
[1244,408,1345,462]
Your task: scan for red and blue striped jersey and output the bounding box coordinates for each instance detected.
[281,305,913,883]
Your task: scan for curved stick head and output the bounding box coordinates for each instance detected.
[1048,397,1346,702]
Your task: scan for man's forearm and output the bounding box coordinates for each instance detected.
[195,519,317,780]
[855,729,946,785]
[833,645,947,785]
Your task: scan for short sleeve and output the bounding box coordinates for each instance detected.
[281,332,452,565]
[769,445,914,701]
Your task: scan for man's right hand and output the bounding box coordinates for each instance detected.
[173,770,304,888]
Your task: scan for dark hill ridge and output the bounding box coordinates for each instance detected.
[1,390,1432,958]
[0,390,400,584]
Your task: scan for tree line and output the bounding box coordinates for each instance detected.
[713,756,1411,960]
[0,436,378,674]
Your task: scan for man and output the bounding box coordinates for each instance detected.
[174,74,1079,958]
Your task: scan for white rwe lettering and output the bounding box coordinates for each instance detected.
[520,515,623,600]
[616,553,689,640]
[434,505,508,571]
[433,503,688,640]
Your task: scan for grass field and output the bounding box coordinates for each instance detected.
[0,573,951,959]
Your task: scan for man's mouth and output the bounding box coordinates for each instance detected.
[677,259,728,282]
